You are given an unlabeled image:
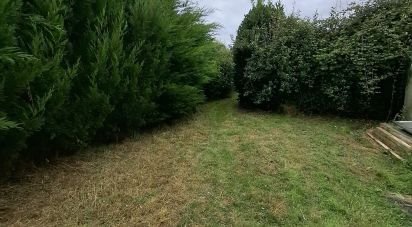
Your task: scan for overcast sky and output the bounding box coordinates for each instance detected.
[195,0,357,45]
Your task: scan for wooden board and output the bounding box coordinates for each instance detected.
[381,123,412,146]
[367,132,405,161]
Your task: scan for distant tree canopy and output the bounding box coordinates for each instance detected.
[233,0,412,119]
[0,0,232,178]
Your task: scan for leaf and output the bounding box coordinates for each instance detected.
[0,116,21,131]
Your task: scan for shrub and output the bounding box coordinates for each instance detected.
[0,0,221,178]
[0,0,44,177]
[233,0,280,107]
[17,0,77,160]
[311,0,411,119]
[234,0,412,120]
[204,43,234,100]
[156,84,205,121]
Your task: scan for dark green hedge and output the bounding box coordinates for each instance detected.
[233,0,412,119]
[0,0,227,178]
[204,43,234,100]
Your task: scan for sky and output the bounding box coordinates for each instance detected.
[195,0,356,46]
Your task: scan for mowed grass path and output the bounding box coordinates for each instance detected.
[1,98,412,226]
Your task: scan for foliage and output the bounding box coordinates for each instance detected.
[233,0,412,119]
[0,0,221,178]
[204,43,234,100]
[233,0,281,107]
[156,84,205,120]
[16,0,77,161]
[311,0,411,119]
[0,0,41,176]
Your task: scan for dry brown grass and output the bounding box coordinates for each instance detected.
[0,116,208,226]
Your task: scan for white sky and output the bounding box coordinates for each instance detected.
[195,0,358,45]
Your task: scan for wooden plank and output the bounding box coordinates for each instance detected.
[367,132,405,161]
[381,123,412,146]
[387,193,412,215]
[377,127,412,150]
[371,127,412,156]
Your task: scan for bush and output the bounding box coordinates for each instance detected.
[204,43,234,100]
[18,0,77,160]
[311,0,411,119]
[0,0,45,176]
[157,84,205,120]
[0,0,221,179]
[233,0,412,120]
[233,0,279,107]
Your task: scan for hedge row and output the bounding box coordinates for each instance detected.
[0,0,230,178]
[234,0,412,120]
[204,43,234,100]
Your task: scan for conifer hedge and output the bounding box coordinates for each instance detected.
[0,0,230,178]
[234,0,412,119]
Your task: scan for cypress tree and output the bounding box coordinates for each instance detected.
[0,0,223,178]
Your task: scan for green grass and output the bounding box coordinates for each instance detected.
[1,98,411,226]
[178,98,412,226]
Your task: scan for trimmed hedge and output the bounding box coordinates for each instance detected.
[0,0,227,178]
[204,43,234,100]
[234,0,412,119]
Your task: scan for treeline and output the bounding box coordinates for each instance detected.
[0,0,232,178]
[234,0,412,119]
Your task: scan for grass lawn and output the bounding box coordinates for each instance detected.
[1,98,411,226]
